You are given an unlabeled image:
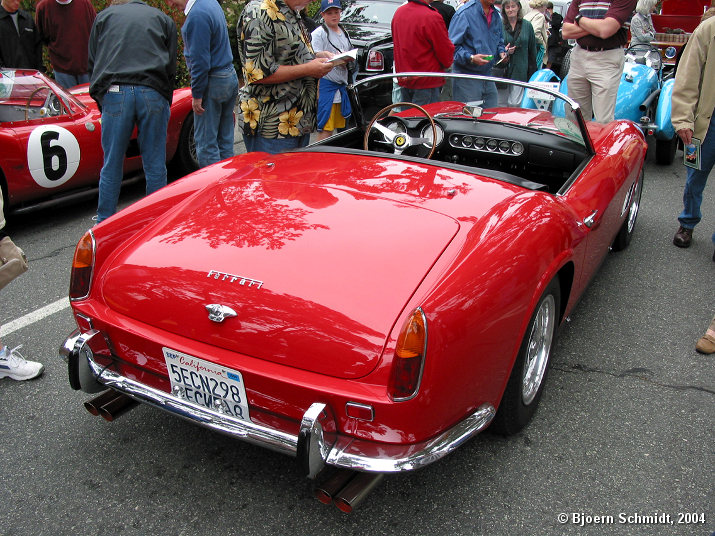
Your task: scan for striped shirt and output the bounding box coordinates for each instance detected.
[565,0,636,49]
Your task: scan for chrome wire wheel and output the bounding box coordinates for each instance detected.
[521,294,556,405]
[625,175,643,235]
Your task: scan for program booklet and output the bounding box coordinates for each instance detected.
[327,49,357,65]
[684,137,701,170]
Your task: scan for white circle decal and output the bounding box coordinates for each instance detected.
[27,125,81,188]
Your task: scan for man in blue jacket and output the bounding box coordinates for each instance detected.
[449,0,506,107]
[168,0,238,168]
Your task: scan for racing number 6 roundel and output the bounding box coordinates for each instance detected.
[27,125,81,188]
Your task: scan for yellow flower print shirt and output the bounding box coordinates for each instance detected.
[237,0,318,139]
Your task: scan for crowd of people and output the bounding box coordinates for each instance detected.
[0,0,713,381]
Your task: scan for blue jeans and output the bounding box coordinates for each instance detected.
[96,85,170,223]
[194,66,238,168]
[678,113,715,245]
[54,71,89,89]
[243,133,310,154]
[452,77,498,108]
[399,86,442,106]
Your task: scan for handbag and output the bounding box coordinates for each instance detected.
[491,61,508,80]
[0,236,29,290]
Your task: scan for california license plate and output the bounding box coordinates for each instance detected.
[163,347,250,421]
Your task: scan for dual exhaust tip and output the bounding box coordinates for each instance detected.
[84,391,383,512]
[313,469,384,513]
[84,389,138,421]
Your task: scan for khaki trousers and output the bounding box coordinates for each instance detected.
[568,45,624,124]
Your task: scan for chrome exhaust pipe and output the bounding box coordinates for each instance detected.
[98,393,138,422]
[332,473,384,513]
[313,469,356,504]
[84,389,123,416]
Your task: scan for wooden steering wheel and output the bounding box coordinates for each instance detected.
[363,102,438,159]
[24,85,51,121]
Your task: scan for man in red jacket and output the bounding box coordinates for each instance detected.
[391,0,454,105]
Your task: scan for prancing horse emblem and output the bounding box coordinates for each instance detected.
[205,304,237,323]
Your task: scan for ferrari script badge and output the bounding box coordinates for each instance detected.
[205,304,238,323]
[207,270,263,289]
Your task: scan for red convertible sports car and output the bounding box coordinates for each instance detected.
[0,69,197,218]
[61,73,647,511]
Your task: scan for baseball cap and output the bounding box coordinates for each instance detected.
[320,0,342,13]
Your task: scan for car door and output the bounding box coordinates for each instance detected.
[555,103,637,291]
[563,145,638,291]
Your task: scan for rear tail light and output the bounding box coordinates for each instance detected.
[366,50,385,71]
[70,230,95,300]
[388,308,427,401]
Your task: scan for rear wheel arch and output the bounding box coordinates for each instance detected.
[490,275,562,435]
[487,258,572,434]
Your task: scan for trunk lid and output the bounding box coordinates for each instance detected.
[100,171,459,379]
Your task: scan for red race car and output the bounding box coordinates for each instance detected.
[61,74,647,510]
[0,69,197,217]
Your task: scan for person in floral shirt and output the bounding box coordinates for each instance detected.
[238,0,335,154]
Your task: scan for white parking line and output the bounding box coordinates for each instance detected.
[1,297,70,337]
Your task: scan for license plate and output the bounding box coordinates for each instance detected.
[163,347,250,421]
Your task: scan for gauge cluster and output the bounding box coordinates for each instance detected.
[448,134,524,156]
[373,115,537,164]
[420,123,444,147]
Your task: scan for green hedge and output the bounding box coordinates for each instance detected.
[23,0,321,89]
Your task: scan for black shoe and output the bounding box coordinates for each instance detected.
[673,226,693,248]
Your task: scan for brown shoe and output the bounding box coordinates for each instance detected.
[673,226,693,248]
[695,317,715,355]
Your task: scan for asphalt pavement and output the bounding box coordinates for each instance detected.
[0,138,713,536]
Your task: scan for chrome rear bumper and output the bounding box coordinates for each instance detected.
[60,329,495,477]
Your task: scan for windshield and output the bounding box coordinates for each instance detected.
[351,73,588,149]
[310,73,593,195]
[0,69,81,123]
[624,44,663,71]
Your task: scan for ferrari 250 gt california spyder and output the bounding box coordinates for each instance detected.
[60,73,647,502]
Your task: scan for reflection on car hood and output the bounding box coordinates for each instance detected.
[100,155,461,379]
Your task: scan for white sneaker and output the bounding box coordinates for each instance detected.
[0,345,44,380]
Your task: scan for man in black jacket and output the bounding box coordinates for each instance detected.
[88,0,177,223]
[0,0,42,69]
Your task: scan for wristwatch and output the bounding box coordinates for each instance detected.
[574,13,583,26]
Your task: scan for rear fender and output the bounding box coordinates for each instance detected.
[493,249,574,412]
